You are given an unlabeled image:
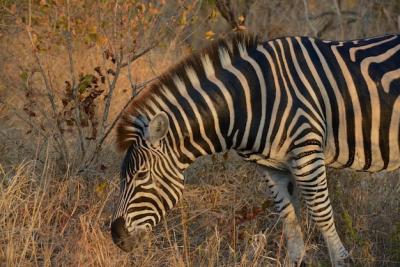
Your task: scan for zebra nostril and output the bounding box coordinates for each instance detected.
[111,217,132,251]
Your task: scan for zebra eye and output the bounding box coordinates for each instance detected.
[137,171,147,179]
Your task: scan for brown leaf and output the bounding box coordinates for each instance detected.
[61,98,69,107]
[94,66,102,76]
[25,91,33,98]
[104,49,115,62]
[100,164,107,171]
[65,118,75,126]
[23,106,36,117]
[107,69,116,76]
[91,76,98,85]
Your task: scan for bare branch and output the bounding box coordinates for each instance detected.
[0,99,47,139]
[65,31,86,159]
[65,0,86,159]
[26,26,69,165]
[77,77,156,173]
[309,10,357,20]
[120,42,159,68]
[99,54,122,138]
[99,3,125,138]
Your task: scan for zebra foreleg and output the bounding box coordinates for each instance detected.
[257,166,305,266]
[291,151,349,266]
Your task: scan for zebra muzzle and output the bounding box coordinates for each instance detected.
[111,217,135,252]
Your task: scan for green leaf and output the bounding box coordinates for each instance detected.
[19,71,28,82]
[78,74,95,93]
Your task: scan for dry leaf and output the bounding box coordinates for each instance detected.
[205,30,215,40]
[236,25,247,31]
[95,181,108,197]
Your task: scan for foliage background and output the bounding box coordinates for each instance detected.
[0,0,399,266]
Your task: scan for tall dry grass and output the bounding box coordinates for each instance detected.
[1,152,399,266]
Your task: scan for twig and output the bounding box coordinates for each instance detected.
[309,10,357,20]
[99,3,124,139]
[100,55,122,135]
[120,42,159,68]
[316,18,334,38]
[26,26,69,166]
[216,0,239,30]
[0,100,47,139]
[94,3,159,166]
[332,0,344,39]
[215,0,250,31]
[77,78,156,173]
[65,31,86,159]
[65,0,86,159]
[302,0,318,37]
[125,8,137,97]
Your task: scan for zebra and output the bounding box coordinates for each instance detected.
[111,33,400,266]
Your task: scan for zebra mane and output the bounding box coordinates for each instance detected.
[116,32,260,151]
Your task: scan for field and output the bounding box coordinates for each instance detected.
[1,1,400,266]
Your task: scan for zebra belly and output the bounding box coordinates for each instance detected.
[327,122,400,172]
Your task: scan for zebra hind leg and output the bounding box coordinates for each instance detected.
[257,166,305,266]
[291,151,349,266]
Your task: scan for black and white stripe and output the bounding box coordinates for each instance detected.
[112,33,400,265]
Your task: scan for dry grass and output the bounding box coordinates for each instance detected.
[0,152,399,266]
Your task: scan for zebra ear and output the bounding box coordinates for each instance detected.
[146,112,169,145]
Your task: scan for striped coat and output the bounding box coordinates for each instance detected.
[112,33,400,266]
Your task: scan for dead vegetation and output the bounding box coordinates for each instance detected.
[1,0,400,266]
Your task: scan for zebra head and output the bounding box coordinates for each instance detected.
[111,112,184,251]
